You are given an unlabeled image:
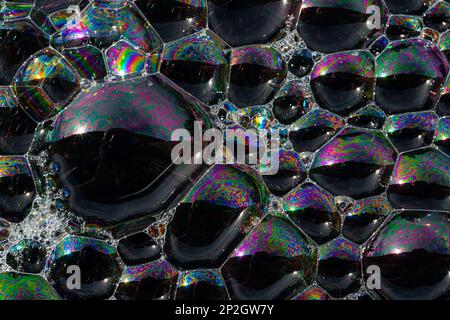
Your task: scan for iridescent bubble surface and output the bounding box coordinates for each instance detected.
[115,259,178,300]
[222,215,317,300]
[386,16,422,41]
[284,183,341,244]
[384,112,439,151]
[376,39,449,114]
[51,0,162,51]
[37,75,212,238]
[423,1,450,32]
[343,197,391,244]
[311,51,375,116]
[292,285,332,300]
[260,149,306,196]
[106,41,146,77]
[0,272,61,300]
[176,269,228,300]
[289,109,345,152]
[435,117,450,155]
[228,46,286,107]
[47,236,122,300]
[164,165,269,269]
[387,148,449,211]
[161,30,230,104]
[363,211,449,300]
[298,0,388,53]
[310,128,397,199]
[13,48,81,122]
[62,45,107,81]
[317,238,361,298]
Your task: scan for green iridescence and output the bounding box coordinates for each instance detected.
[0,272,61,300]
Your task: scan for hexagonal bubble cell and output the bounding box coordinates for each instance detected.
[310,127,397,199]
[62,45,107,81]
[106,40,147,77]
[289,108,345,153]
[32,74,213,238]
[317,238,361,298]
[228,45,287,107]
[115,259,178,300]
[207,0,301,47]
[311,51,375,116]
[46,235,122,300]
[297,0,388,53]
[375,39,449,114]
[363,210,449,300]
[342,197,391,245]
[384,112,439,152]
[387,148,449,211]
[222,215,317,300]
[51,0,162,52]
[13,48,81,122]
[0,156,36,223]
[260,148,307,197]
[283,182,341,244]
[423,1,450,33]
[272,80,312,126]
[164,164,269,269]
[160,30,231,105]
[135,0,207,42]
[386,15,422,41]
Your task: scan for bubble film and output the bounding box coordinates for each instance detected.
[273,80,312,125]
[376,39,449,114]
[47,235,122,300]
[435,117,450,155]
[164,165,269,269]
[289,109,345,152]
[311,51,375,116]
[298,0,388,53]
[0,272,61,300]
[222,215,317,300]
[363,211,449,300]
[384,112,439,151]
[386,16,423,41]
[0,0,449,302]
[115,259,178,300]
[229,45,286,107]
[176,269,228,300]
[160,30,230,104]
[62,46,107,80]
[292,285,332,300]
[310,128,397,199]
[317,238,361,298]
[387,148,450,211]
[284,182,341,244]
[343,197,391,244]
[106,41,146,77]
